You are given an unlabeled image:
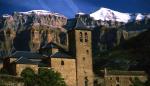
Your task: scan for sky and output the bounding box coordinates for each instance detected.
[0,0,150,18]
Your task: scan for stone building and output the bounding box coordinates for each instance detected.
[49,52,77,86]
[68,27,94,86]
[2,26,94,86]
[3,51,43,76]
[101,69,147,86]
[40,42,77,86]
[40,26,94,86]
[11,57,38,76]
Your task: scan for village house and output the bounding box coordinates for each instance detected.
[94,69,147,86]
[3,51,43,76]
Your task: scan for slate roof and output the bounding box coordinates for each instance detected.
[74,17,93,30]
[106,70,147,76]
[66,16,93,31]
[15,57,38,65]
[50,52,72,58]
[11,51,44,59]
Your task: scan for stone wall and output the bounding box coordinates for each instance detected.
[105,75,147,86]
[14,64,38,76]
[50,58,76,86]
[75,30,94,86]
[68,29,94,86]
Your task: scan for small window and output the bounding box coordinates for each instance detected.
[61,60,64,65]
[85,77,88,86]
[86,50,89,54]
[129,77,132,82]
[116,77,119,82]
[80,32,83,42]
[110,77,112,80]
[116,84,120,86]
[83,57,85,61]
[85,32,88,42]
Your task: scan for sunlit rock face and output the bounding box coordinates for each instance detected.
[0,15,16,56]
[0,10,68,52]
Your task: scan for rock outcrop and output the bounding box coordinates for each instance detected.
[0,10,68,54]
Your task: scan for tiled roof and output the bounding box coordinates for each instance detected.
[11,51,43,59]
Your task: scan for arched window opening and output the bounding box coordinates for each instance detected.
[85,76,88,86]
[86,50,89,54]
[61,60,64,65]
[80,32,83,42]
[83,57,85,61]
[85,32,88,42]
[116,77,119,82]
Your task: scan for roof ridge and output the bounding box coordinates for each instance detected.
[15,56,23,62]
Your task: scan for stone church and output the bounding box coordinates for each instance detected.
[1,13,95,86]
[2,26,94,86]
[45,27,94,86]
[40,14,94,85]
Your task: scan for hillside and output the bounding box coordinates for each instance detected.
[94,29,150,74]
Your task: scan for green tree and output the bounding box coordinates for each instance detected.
[37,68,66,86]
[144,78,150,86]
[132,78,145,86]
[0,68,8,74]
[21,68,36,86]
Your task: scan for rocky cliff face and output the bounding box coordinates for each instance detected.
[66,13,150,54]
[0,10,68,54]
[0,10,150,56]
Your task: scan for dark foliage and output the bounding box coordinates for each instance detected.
[21,68,66,86]
[93,29,150,75]
[21,67,36,86]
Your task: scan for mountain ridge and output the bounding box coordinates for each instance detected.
[1,8,150,23]
[90,7,150,23]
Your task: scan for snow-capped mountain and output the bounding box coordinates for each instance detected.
[76,12,86,15]
[90,7,145,23]
[18,10,66,18]
[19,10,52,15]
[135,13,145,20]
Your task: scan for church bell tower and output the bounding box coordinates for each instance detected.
[68,28,93,86]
